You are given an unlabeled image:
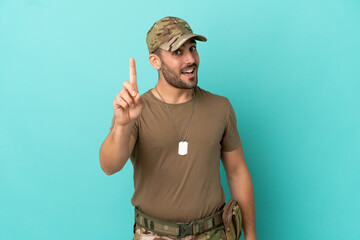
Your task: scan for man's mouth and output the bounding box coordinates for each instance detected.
[181,67,196,77]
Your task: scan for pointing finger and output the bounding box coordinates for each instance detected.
[129,57,137,88]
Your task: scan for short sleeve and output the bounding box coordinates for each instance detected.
[109,114,139,141]
[220,99,241,152]
[131,118,139,140]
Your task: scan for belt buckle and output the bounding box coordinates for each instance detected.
[178,222,194,238]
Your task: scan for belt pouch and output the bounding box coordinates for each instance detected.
[222,198,242,240]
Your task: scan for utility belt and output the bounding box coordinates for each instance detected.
[134,199,242,239]
[134,207,224,238]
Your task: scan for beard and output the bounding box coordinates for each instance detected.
[160,60,198,89]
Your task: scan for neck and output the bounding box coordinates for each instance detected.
[152,79,195,104]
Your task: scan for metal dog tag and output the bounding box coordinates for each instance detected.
[178,141,188,156]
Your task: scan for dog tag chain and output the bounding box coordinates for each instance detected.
[155,86,196,156]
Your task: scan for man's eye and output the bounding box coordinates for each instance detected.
[173,50,181,56]
[190,46,197,52]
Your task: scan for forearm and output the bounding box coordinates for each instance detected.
[227,170,257,239]
[99,123,133,175]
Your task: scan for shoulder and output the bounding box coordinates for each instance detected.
[196,87,231,107]
[138,89,157,106]
[139,89,153,101]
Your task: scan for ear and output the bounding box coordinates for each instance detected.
[149,53,161,70]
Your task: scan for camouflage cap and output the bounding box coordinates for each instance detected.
[146,16,207,54]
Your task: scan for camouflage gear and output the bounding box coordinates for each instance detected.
[134,207,224,238]
[133,225,226,240]
[146,16,207,53]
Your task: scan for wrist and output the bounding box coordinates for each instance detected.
[113,121,135,132]
[244,232,257,240]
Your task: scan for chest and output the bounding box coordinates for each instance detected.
[137,102,227,153]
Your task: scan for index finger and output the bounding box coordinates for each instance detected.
[129,57,137,88]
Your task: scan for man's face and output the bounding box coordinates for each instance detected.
[159,39,200,89]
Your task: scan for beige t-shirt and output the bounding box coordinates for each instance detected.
[112,86,241,222]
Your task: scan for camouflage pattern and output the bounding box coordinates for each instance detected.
[133,225,226,240]
[146,16,207,53]
[134,207,224,238]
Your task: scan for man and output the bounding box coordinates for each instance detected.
[99,16,257,240]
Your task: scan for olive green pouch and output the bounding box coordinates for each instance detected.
[222,199,242,240]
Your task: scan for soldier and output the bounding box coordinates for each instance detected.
[99,16,257,240]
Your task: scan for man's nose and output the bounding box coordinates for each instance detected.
[184,50,195,64]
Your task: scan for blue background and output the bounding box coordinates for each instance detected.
[1,0,359,239]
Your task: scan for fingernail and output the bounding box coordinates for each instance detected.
[131,104,135,108]
[131,91,136,96]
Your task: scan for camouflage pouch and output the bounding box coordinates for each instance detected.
[222,199,242,240]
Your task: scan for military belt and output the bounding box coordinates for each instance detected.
[134,208,224,238]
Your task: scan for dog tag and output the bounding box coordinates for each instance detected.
[178,141,188,156]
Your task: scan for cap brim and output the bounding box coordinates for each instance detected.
[159,33,207,52]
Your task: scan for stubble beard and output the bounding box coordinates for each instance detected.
[160,61,198,89]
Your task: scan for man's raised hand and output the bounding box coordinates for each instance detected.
[113,58,143,126]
